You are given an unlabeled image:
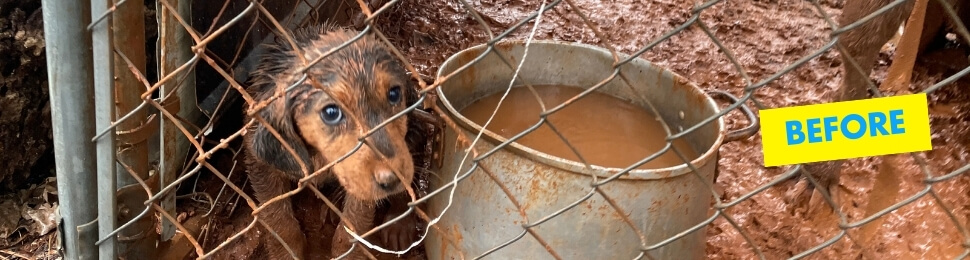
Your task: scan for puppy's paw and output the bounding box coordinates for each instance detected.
[378,213,421,251]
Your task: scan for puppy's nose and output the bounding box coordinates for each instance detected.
[375,168,401,191]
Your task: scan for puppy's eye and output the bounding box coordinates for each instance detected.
[321,104,343,125]
[388,85,402,104]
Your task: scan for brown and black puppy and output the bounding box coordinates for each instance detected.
[241,24,418,259]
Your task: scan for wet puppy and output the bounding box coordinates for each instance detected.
[241,24,417,259]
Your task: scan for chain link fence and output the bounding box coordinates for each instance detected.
[37,0,970,259]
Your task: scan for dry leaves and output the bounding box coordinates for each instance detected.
[1,177,59,249]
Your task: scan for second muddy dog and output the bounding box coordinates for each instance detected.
[796,0,967,214]
[242,24,419,259]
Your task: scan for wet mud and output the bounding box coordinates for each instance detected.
[378,0,970,258]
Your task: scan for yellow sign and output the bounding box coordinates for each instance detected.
[760,93,932,167]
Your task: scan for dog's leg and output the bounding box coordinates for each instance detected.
[377,193,422,251]
[796,0,917,214]
[251,171,307,260]
[331,197,377,260]
[838,0,916,101]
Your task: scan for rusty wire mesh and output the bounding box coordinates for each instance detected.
[79,0,970,259]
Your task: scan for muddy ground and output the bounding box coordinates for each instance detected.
[3,0,970,259]
[377,0,970,259]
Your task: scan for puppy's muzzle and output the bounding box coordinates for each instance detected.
[375,168,402,192]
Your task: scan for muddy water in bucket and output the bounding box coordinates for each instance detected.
[460,84,698,169]
[425,41,752,260]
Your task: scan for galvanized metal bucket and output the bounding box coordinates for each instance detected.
[425,40,757,260]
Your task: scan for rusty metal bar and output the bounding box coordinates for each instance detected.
[113,0,157,256]
[157,0,199,242]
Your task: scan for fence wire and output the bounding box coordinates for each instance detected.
[64,0,970,259]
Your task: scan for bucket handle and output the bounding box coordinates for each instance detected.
[707,90,760,143]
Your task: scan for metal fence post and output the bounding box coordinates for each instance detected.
[40,0,98,259]
[157,0,198,242]
[91,0,118,259]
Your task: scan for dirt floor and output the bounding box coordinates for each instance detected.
[3,0,970,259]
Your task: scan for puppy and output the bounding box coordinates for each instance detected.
[241,24,417,259]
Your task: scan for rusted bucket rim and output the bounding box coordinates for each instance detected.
[435,40,726,180]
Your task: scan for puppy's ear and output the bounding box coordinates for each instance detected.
[250,102,314,175]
